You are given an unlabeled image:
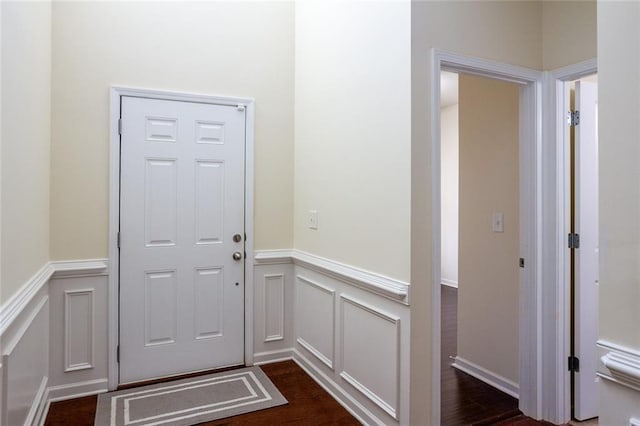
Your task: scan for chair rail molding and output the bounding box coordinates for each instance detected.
[50,259,109,279]
[598,340,640,392]
[0,263,54,336]
[0,259,108,337]
[254,249,410,303]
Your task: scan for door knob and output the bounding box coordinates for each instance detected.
[233,251,243,261]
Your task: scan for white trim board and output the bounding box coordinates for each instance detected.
[543,58,597,425]
[25,376,48,426]
[598,340,640,393]
[252,349,294,366]
[254,249,410,304]
[430,49,543,423]
[0,263,54,336]
[109,86,256,390]
[440,279,458,289]
[452,356,519,399]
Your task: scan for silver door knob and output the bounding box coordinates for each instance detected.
[233,251,243,261]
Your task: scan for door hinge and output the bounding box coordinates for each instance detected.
[117,345,120,363]
[118,118,123,135]
[519,258,525,268]
[117,232,121,249]
[568,355,580,372]
[568,233,580,249]
[568,110,580,127]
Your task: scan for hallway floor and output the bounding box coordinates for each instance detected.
[44,361,359,425]
[441,285,537,425]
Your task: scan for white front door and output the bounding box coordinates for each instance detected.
[119,96,246,384]
[574,80,599,420]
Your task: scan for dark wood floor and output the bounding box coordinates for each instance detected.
[441,285,525,425]
[45,360,359,425]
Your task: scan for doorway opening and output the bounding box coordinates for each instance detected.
[568,74,599,422]
[107,87,256,390]
[440,70,524,424]
[431,50,543,424]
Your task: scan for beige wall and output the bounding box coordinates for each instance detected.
[50,1,294,260]
[410,2,542,422]
[441,103,458,286]
[598,2,640,423]
[1,1,52,303]
[457,74,520,384]
[598,1,640,353]
[294,0,411,281]
[542,0,597,70]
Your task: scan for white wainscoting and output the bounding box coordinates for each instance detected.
[48,264,109,404]
[0,283,50,426]
[0,259,108,425]
[4,251,409,425]
[252,255,295,365]
[597,340,640,425]
[254,250,410,425]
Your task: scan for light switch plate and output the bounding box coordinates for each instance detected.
[492,212,504,233]
[308,210,318,230]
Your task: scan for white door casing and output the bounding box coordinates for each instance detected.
[430,50,543,423]
[119,96,246,384]
[574,80,599,421]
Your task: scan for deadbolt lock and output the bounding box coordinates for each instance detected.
[233,233,242,243]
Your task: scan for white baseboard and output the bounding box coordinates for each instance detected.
[46,378,109,403]
[253,349,294,365]
[452,356,519,399]
[293,349,384,426]
[26,376,48,426]
[441,279,458,288]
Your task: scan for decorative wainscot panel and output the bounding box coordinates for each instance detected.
[252,251,295,365]
[47,261,109,405]
[340,295,401,420]
[289,251,410,426]
[254,250,411,425]
[296,275,336,369]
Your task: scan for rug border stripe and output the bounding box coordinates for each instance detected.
[95,366,287,426]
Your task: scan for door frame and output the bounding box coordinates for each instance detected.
[543,58,598,424]
[430,49,543,422]
[107,87,255,390]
